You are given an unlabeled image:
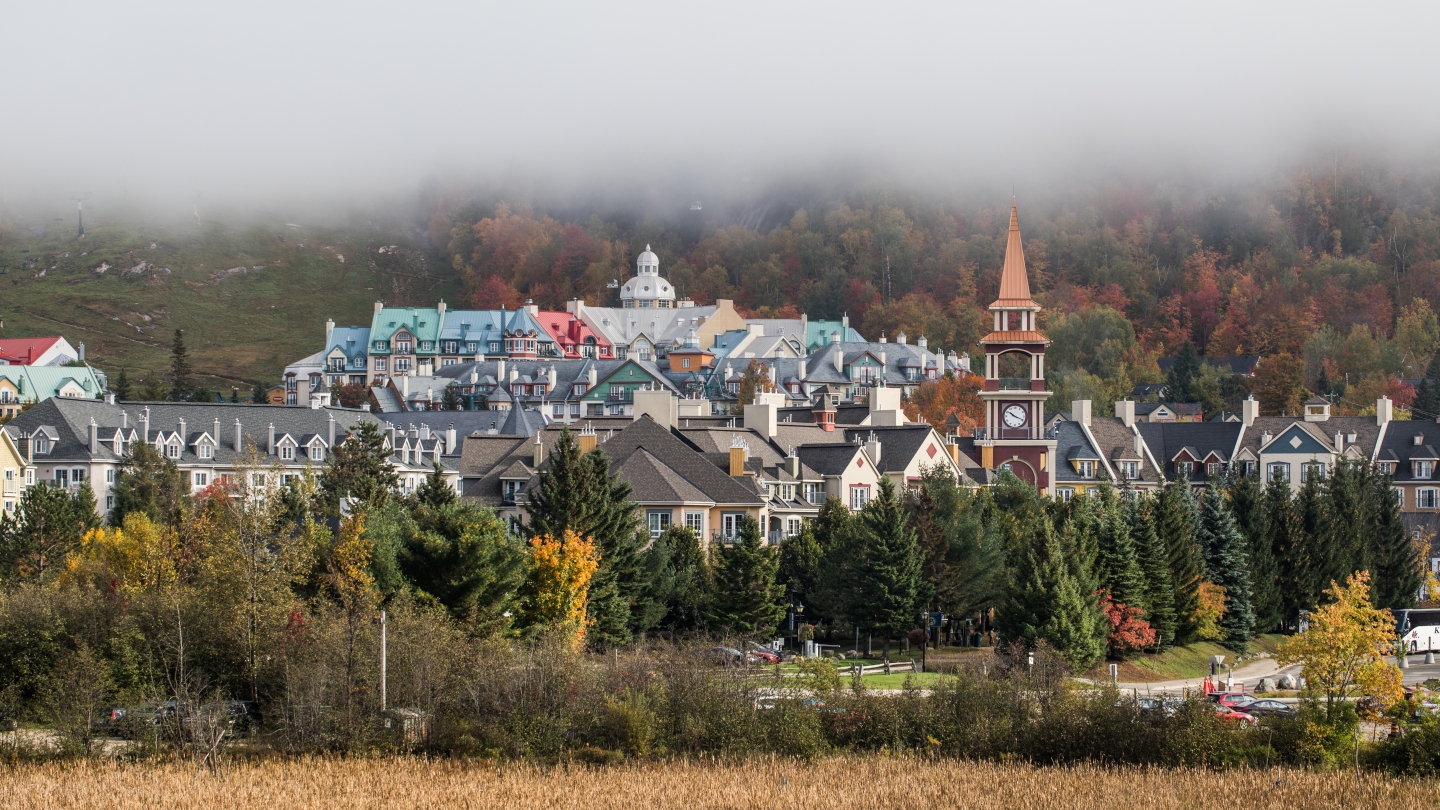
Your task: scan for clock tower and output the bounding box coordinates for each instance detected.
[976,201,1057,493]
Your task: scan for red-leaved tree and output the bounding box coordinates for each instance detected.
[1099,588,1156,656]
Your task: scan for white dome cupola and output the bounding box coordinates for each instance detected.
[621,244,676,309]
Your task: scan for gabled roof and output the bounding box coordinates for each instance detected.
[618,448,713,504]
[797,443,867,477]
[840,424,947,475]
[1135,420,1244,482]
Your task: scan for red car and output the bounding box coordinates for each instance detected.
[1210,692,1258,710]
[744,642,780,664]
[1213,704,1257,724]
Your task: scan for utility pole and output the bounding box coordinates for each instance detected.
[379,610,387,712]
[70,192,91,239]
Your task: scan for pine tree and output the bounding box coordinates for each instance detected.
[1265,474,1307,631]
[415,462,456,508]
[1228,471,1280,632]
[1314,365,1332,399]
[659,526,712,631]
[319,421,399,510]
[1130,496,1176,648]
[251,381,267,404]
[1000,519,1106,673]
[813,496,863,625]
[1322,461,1369,586]
[1166,341,1201,402]
[1426,348,1440,382]
[1414,378,1437,419]
[855,478,924,659]
[441,384,463,412]
[1196,486,1255,651]
[709,515,784,636]
[1294,470,1328,612]
[113,369,131,401]
[1094,487,1146,609]
[168,329,192,402]
[1157,481,1205,644]
[1366,467,1422,609]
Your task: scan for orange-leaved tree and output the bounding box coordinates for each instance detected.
[1277,571,1404,715]
[60,513,177,595]
[518,530,599,648]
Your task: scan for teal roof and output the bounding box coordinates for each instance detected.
[0,364,104,401]
[370,307,443,345]
[806,320,864,349]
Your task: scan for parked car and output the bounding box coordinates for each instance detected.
[701,646,770,666]
[744,642,780,664]
[1213,704,1257,724]
[1210,692,1258,710]
[1242,699,1297,718]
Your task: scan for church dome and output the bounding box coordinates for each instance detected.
[621,244,676,308]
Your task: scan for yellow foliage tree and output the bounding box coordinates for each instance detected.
[1278,571,1404,712]
[1194,581,1226,642]
[518,530,599,648]
[60,513,176,595]
[326,512,376,613]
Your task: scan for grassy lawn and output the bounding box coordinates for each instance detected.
[1093,634,1288,683]
[859,671,953,689]
[0,209,458,392]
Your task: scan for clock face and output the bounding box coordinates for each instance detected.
[1003,404,1028,428]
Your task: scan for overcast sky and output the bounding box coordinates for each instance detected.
[4,1,1439,211]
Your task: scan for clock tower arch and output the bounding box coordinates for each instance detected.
[976,201,1057,493]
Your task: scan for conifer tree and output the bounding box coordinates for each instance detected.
[1323,460,1369,586]
[168,328,192,402]
[415,462,457,508]
[1000,519,1106,672]
[1157,481,1205,644]
[709,515,784,636]
[1130,495,1176,648]
[1166,341,1201,403]
[1294,469,1328,611]
[112,368,131,401]
[813,496,863,626]
[1228,470,1279,632]
[1366,468,1422,609]
[659,526,712,631]
[855,478,924,659]
[1265,473,1307,631]
[1094,487,1146,609]
[1414,378,1438,419]
[1196,486,1255,650]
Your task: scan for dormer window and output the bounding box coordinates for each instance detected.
[1206,462,1220,477]
[1077,460,1095,479]
[309,445,324,462]
[33,437,50,454]
[198,444,213,460]
[280,445,295,461]
[166,442,181,460]
[1120,461,1138,480]
[397,340,412,353]
[1415,460,1434,479]
[1176,461,1193,476]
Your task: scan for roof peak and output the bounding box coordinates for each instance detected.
[991,200,1036,308]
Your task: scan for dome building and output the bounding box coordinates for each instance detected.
[620,245,676,309]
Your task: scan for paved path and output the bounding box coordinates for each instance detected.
[1108,656,1301,696]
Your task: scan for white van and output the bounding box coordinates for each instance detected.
[1402,624,1440,653]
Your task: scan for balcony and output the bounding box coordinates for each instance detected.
[973,426,1060,441]
[997,377,1032,391]
[608,389,634,402]
[711,532,738,545]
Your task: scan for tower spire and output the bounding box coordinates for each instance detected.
[992,201,1035,307]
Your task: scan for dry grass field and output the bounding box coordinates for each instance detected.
[3,756,1436,810]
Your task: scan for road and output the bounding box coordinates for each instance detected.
[1110,655,1440,696]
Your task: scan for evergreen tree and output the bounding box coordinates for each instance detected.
[1094,487,1146,609]
[1414,378,1437,419]
[910,465,1003,620]
[112,368,131,401]
[709,515,784,636]
[110,441,190,528]
[415,462,456,508]
[0,484,100,581]
[1314,365,1332,399]
[1366,467,1422,609]
[778,520,824,602]
[1323,461,1370,587]
[999,519,1106,672]
[1196,486,1255,650]
[1426,347,1440,381]
[1264,474,1307,632]
[168,329,192,402]
[1294,469,1328,612]
[813,496,863,626]
[1157,481,1205,644]
[441,384,462,412]
[1130,495,1176,648]
[1228,471,1280,632]
[251,381,267,404]
[399,500,525,629]
[658,526,712,631]
[319,421,399,510]
[855,478,924,658]
[1166,341,1201,403]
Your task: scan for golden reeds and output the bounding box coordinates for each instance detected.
[2,755,1434,810]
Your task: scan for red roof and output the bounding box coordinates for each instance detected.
[0,337,62,365]
[536,311,612,357]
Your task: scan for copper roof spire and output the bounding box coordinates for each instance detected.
[992,200,1037,308]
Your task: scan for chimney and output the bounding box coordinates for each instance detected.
[1071,399,1092,427]
[729,442,747,477]
[325,318,335,348]
[89,418,98,454]
[533,433,544,467]
[234,419,243,452]
[328,413,336,448]
[1377,396,1393,428]
[104,390,115,405]
[864,431,882,468]
[842,313,849,330]
[121,411,127,429]
[880,333,887,344]
[897,333,907,345]
[268,423,276,455]
[497,359,506,382]
[834,348,844,373]
[578,424,597,453]
[470,369,479,384]
[799,358,807,380]
[78,342,86,362]
[1242,396,1259,427]
[375,300,384,314]
[1335,431,1344,453]
[447,423,456,452]
[744,400,777,438]
[830,330,840,344]
[917,335,927,350]
[509,366,519,383]
[437,300,446,317]
[587,365,598,387]
[213,418,220,445]
[426,388,433,406]
[400,375,409,396]
[421,423,431,441]
[141,407,150,442]
[784,450,800,479]
[1115,400,1136,428]
[548,366,557,388]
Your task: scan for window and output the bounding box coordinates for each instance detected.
[1175,461,1193,476]
[252,473,266,487]
[105,495,114,511]
[309,445,324,462]
[280,445,295,461]
[55,469,69,486]
[502,480,521,504]
[1393,488,1405,507]
[34,437,50,454]
[647,510,671,538]
[570,403,581,416]
[374,357,387,372]
[805,482,823,504]
[638,347,651,361]
[1420,489,1439,509]
[1302,462,1326,482]
[397,340,412,353]
[850,485,870,511]
[681,358,690,369]
[1120,461,1138,480]
[553,403,565,417]
[106,469,116,484]
[193,472,208,487]
[720,512,742,539]
[783,484,794,501]
[198,444,213,460]
[1417,461,1434,479]
[1206,462,1220,477]
[166,442,180,460]
[1268,463,1290,483]
[25,470,33,486]
[588,403,604,416]
[420,341,432,351]
[395,358,412,372]
[1077,460,1095,479]
[71,468,85,483]
[1056,487,1075,503]
[1241,461,1256,477]
[850,365,878,385]
[685,511,704,532]
[489,342,500,353]
[787,517,802,537]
